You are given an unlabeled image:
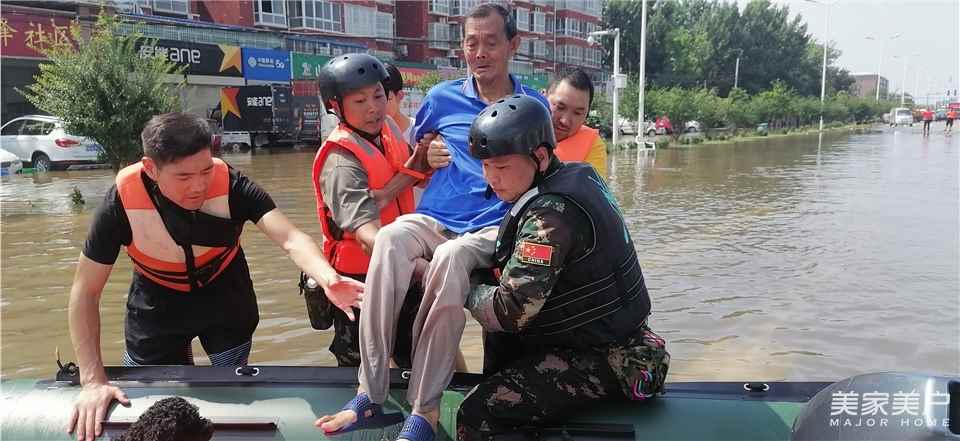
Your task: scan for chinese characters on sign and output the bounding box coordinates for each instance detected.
[1,14,76,58]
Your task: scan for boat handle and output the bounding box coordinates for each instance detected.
[236,366,260,377]
[743,382,769,392]
[401,370,411,380]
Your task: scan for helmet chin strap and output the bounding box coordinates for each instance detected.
[529,151,546,189]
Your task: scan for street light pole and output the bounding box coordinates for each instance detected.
[806,0,831,131]
[734,53,741,89]
[638,0,648,147]
[895,55,908,105]
[589,28,621,147]
[866,34,898,102]
[612,29,620,148]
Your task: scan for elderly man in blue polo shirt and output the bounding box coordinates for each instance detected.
[315,3,548,441]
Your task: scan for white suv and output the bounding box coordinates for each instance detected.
[0,115,103,171]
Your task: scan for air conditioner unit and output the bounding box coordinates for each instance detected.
[447,49,457,58]
[396,44,409,57]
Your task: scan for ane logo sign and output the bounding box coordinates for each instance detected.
[828,390,950,428]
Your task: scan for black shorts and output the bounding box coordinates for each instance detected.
[124,256,259,365]
[947,119,954,127]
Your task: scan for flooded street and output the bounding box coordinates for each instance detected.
[2,124,958,381]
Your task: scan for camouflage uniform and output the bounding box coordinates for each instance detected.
[458,194,669,440]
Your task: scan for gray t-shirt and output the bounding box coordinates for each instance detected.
[320,146,380,234]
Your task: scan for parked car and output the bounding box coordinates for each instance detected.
[0,115,103,171]
[617,117,637,135]
[684,120,702,133]
[935,108,947,121]
[0,148,23,176]
[890,107,913,127]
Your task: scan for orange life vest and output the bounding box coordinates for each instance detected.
[116,158,240,293]
[555,125,600,162]
[312,118,416,275]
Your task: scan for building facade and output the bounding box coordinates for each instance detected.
[1,0,607,122]
[850,73,889,100]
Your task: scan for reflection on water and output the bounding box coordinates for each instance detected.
[2,126,958,380]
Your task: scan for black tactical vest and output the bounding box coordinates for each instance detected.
[494,163,651,348]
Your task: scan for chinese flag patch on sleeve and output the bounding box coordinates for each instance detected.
[517,241,554,266]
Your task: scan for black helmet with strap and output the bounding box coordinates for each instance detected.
[318,53,389,112]
[468,94,556,160]
[469,95,557,191]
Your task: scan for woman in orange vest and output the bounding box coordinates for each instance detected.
[66,112,363,441]
[310,53,432,367]
[549,69,608,178]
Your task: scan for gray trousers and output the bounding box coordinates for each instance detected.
[358,213,497,413]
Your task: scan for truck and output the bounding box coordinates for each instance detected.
[218,84,335,150]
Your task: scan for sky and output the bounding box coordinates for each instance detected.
[734,0,960,101]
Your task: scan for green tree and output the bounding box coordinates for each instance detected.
[414,72,444,95]
[19,12,182,172]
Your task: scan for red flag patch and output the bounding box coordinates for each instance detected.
[517,241,553,266]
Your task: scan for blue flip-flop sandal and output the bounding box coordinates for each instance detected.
[396,414,435,441]
[323,393,404,436]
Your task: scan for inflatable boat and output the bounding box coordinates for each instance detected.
[1,363,957,440]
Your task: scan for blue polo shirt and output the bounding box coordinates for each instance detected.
[412,75,548,233]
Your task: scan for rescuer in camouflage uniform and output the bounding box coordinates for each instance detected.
[457,95,670,440]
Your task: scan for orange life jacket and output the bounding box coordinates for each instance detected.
[948,111,957,120]
[116,158,240,293]
[312,118,416,275]
[555,125,600,162]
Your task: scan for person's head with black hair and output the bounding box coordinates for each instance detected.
[115,397,214,441]
[381,63,407,123]
[140,112,218,211]
[462,3,520,89]
[546,68,595,142]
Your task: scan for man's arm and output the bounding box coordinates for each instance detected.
[369,138,432,208]
[67,255,130,441]
[256,209,363,320]
[466,196,583,332]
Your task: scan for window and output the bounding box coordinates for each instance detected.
[151,0,188,15]
[429,0,449,15]
[376,11,394,39]
[255,0,288,27]
[345,4,376,37]
[509,59,533,75]
[432,57,452,67]
[515,7,529,32]
[449,23,461,45]
[429,21,450,49]
[533,11,545,33]
[21,120,50,136]
[289,1,342,32]
[534,39,547,58]
[1,120,24,136]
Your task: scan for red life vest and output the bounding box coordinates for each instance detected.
[116,158,239,293]
[555,125,600,162]
[312,118,416,275]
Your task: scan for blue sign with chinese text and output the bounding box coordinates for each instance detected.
[242,47,290,82]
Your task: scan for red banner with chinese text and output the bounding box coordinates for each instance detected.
[1,11,76,59]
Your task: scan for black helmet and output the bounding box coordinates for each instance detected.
[317,53,389,107]
[469,95,556,160]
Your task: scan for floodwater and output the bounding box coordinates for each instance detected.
[2,122,958,381]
